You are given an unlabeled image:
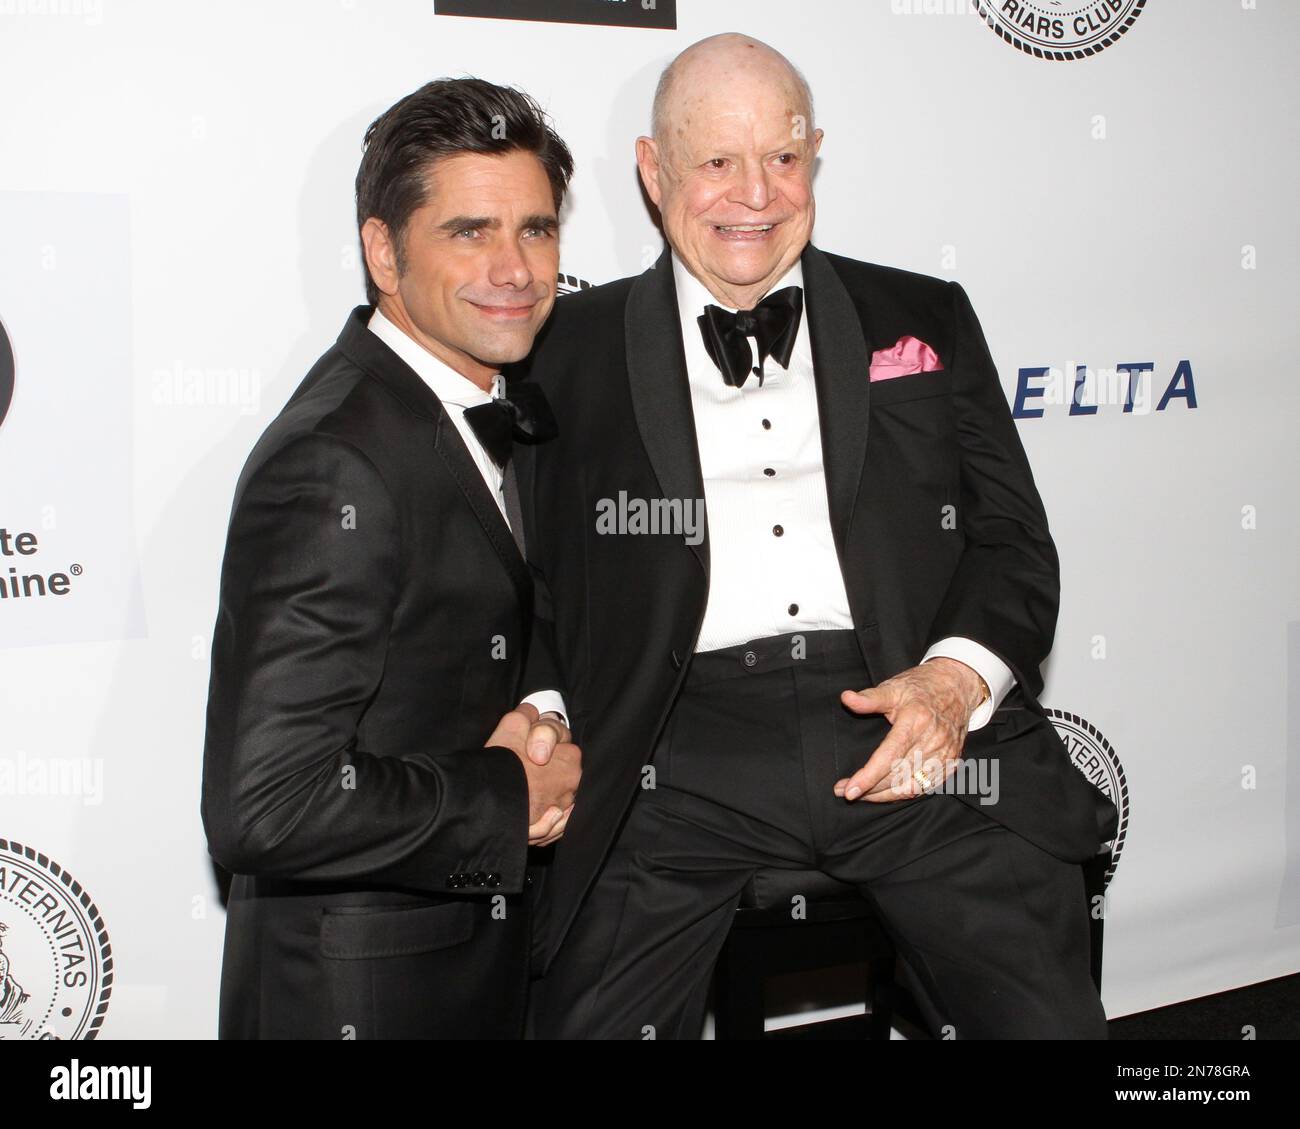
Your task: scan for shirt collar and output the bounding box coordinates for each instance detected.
[671,250,805,325]
[366,306,494,409]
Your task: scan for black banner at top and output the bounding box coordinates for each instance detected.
[435,0,676,30]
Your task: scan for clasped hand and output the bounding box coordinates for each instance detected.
[485,704,581,846]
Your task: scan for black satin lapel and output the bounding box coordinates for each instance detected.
[802,244,873,551]
[340,305,531,608]
[624,248,709,574]
[432,418,532,610]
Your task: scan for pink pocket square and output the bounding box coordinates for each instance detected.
[869,335,943,382]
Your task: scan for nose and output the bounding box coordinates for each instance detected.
[729,157,776,214]
[487,236,534,292]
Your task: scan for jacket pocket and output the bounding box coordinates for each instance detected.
[320,900,475,960]
[869,367,951,406]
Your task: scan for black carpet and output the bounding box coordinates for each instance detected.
[1106,971,1300,1040]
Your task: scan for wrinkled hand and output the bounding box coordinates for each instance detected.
[485,706,581,846]
[833,658,987,803]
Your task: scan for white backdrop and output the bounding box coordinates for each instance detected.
[1,0,1297,1038]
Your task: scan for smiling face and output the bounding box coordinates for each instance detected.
[361,149,559,388]
[637,37,822,310]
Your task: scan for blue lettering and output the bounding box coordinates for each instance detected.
[1157,360,1197,411]
[1013,367,1049,419]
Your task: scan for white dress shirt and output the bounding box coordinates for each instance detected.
[367,307,567,724]
[671,253,1013,729]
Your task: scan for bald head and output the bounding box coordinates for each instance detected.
[651,33,815,154]
[636,33,823,310]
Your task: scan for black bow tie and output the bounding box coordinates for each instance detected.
[462,381,557,468]
[697,285,803,389]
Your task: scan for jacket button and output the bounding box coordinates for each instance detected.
[670,649,682,670]
[526,874,534,887]
[471,871,486,887]
[743,650,759,668]
[486,873,501,887]
[446,874,457,888]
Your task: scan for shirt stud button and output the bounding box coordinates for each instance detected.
[773,524,784,537]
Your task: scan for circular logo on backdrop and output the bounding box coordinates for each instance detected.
[0,316,13,430]
[1045,711,1129,885]
[556,271,594,296]
[0,840,112,1039]
[974,0,1147,61]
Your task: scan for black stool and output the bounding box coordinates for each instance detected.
[712,849,1112,1040]
[711,868,898,1040]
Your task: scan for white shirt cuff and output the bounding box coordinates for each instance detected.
[921,637,1015,731]
[520,691,568,729]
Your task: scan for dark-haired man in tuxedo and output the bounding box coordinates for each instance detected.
[520,34,1117,1039]
[202,77,580,1039]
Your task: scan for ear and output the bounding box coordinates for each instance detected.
[360,216,401,298]
[812,128,824,157]
[634,136,663,209]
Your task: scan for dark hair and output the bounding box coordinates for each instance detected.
[355,77,575,305]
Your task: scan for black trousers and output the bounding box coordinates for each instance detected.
[532,630,1106,1040]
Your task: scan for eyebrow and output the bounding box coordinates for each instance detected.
[437,214,559,234]
[699,143,807,160]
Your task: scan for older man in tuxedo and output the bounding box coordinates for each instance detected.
[519,33,1117,1039]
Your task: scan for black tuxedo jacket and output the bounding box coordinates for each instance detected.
[202,306,541,1038]
[515,244,1119,976]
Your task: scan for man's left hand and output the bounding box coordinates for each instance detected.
[833,658,988,802]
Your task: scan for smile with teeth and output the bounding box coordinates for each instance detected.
[714,224,774,232]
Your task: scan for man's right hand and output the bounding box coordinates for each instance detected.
[485,708,582,846]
